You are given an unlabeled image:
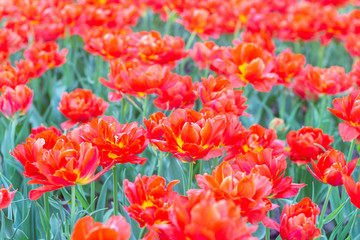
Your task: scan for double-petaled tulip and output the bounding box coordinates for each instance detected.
[135,31,187,69]
[343,176,360,210]
[24,41,68,77]
[155,191,258,240]
[233,149,305,198]
[196,75,248,117]
[0,61,29,89]
[11,132,110,200]
[0,185,17,210]
[225,124,286,161]
[274,50,306,87]
[0,85,33,119]
[307,150,357,186]
[58,88,109,130]
[211,42,278,92]
[99,60,175,101]
[144,109,225,162]
[286,126,334,165]
[123,174,181,228]
[328,89,360,141]
[71,215,131,240]
[280,197,321,240]
[69,116,148,167]
[192,161,278,229]
[305,66,352,95]
[153,74,197,111]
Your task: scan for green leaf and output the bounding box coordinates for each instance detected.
[95,173,112,222]
[323,198,348,224]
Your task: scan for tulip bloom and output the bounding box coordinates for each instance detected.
[71,215,131,240]
[307,150,357,186]
[343,176,360,210]
[71,116,148,167]
[192,162,278,228]
[155,191,258,240]
[233,149,305,198]
[274,51,306,87]
[0,61,29,88]
[305,66,352,95]
[225,124,286,161]
[144,109,225,162]
[0,185,17,210]
[197,75,248,117]
[12,132,111,200]
[0,85,33,118]
[328,89,360,141]
[24,41,68,77]
[280,197,321,240]
[123,174,181,228]
[58,88,109,130]
[286,126,334,165]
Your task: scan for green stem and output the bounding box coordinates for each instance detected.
[211,157,218,171]
[158,152,164,177]
[318,95,328,129]
[0,210,5,240]
[347,139,356,163]
[188,162,194,191]
[143,95,149,119]
[279,88,286,119]
[318,185,333,229]
[113,165,118,216]
[120,98,125,124]
[165,11,176,36]
[44,192,50,240]
[317,44,326,68]
[265,226,270,240]
[199,159,204,175]
[90,182,95,212]
[71,185,76,229]
[180,32,197,76]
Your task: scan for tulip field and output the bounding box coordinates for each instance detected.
[3,0,360,239]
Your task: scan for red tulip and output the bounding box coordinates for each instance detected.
[307,150,357,186]
[71,215,131,240]
[0,185,17,210]
[280,197,321,240]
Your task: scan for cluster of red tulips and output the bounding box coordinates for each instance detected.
[2,0,360,240]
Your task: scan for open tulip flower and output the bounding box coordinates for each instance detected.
[307,149,357,186]
[69,116,148,167]
[0,84,33,119]
[71,215,131,240]
[343,175,360,210]
[286,126,334,165]
[58,88,109,130]
[328,89,360,141]
[280,197,321,240]
[11,132,111,200]
[0,185,17,210]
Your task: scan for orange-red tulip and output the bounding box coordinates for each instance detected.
[144,109,225,162]
[286,126,334,165]
[0,85,33,118]
[192,162,277,228]
[328,89,360,141]
[0,185,17,210]
[71,116,148,167]
[155,191,258,240]
[123,174,181,228]
[58,88,109,130]
[343,175,360,210]
[233,149,305,198]
[71,215,131,240]
[307,149,357,186]
[280,197,321,240]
